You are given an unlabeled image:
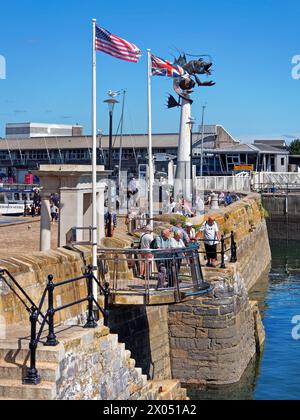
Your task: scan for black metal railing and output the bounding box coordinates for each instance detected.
[196,231,238,269]
[0,269,47,322]
[22,266,110,386]
[0,232,238,386]
[97,243,212,304]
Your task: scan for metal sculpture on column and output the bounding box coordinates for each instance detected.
[167,54,215,203]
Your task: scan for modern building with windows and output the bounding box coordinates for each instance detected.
[0,125,238,182]
[0,123,294,183]
[197,141,290,174]
[5,123,83,139]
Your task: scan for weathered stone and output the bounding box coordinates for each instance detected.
[170,326,196,339]
[194,307,220,316]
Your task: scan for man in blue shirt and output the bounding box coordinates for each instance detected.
[225,192,233,206]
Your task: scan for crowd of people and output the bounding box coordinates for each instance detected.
[136,217,221,290]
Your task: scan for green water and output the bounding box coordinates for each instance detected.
[188,240,300,400]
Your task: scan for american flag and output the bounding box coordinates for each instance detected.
[95,26,141,63]
[151,55,188,78]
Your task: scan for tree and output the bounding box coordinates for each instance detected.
[289,139,300,155]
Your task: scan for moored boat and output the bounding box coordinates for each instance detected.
[0,184,38,216]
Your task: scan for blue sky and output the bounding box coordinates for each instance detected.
[0,0,300,142]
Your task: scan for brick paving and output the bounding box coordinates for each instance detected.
[0,217,58,258]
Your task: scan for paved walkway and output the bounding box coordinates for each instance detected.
[0,217,58,259]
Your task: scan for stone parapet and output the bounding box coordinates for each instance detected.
[0,247,91,326]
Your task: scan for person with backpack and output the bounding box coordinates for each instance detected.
[139,225,154,279]
[197,217,221,268]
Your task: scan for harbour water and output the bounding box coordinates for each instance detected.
[188,239,300,400]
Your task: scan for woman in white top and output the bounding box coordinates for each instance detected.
[185,223,196,241]
[139,225,154,279]
[171,230,186,279]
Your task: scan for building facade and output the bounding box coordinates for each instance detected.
[0,125,238,183]
[5,123,83,139]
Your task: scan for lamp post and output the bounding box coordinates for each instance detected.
[104,96,119,171]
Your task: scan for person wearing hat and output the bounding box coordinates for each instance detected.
[139,225,154,279]
[185,222,196,241]
[197,217,221,267]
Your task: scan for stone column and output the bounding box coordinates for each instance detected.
[59,190,84,247]
[174,98,192,201]
[40,195,51,252]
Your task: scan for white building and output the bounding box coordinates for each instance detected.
[5,123,83,139]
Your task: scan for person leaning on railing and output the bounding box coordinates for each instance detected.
[151,229,173,289]
[171,230,186,277]
[196,217,221,268]
[139,225,154,280]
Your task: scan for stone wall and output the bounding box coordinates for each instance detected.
[0,325,187,401]
[262,194,300,240]
[206,193,271,291]
[56,326,186,401]
[107,305,171,381]
[168,266,258,386]
[167,193,270,386]
[0,247,91,326]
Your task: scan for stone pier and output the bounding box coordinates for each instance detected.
[168,267,257,385]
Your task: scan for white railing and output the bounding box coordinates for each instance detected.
[253,172,300,190]
[196,176,251,193]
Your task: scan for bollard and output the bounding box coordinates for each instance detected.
[84,269,98,329]
[220,235,226,269]
[210,193,219,211]
[103,282,110,327]
[45,275,59,347]
[230,232,238,263]
[23,308,41,385]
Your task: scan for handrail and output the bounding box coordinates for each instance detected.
[254,183,300,193]
[67,226,96,247]
[97,244,206,295]
[23,266,109,386]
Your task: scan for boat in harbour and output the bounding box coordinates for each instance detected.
[0,184,38,216]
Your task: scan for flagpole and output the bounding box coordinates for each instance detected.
[92,18,98,301]
[147,49,154,226]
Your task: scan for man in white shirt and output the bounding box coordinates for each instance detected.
[197,217,221,267]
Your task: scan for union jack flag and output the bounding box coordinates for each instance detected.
[151,54,188,78]
[96,26,141,63]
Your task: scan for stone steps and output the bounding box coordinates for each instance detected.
[149,380,189,401]
[0,361,60,382]
[0,379,56,400]
[0,343,65,365]
[0,327,188,401]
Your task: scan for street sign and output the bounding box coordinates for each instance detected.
[234,164,254,172]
